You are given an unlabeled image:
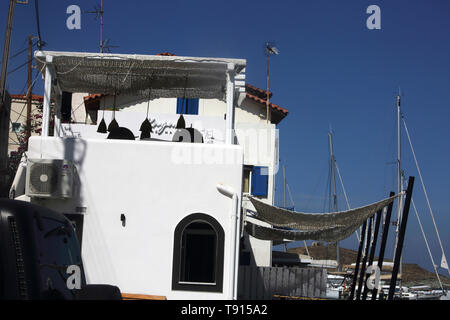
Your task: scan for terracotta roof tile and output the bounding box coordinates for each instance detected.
[245,83,272,99]
[83,93,105,102]
[10,94,44,102]
[156,52,176,56]
[245,92,289,115]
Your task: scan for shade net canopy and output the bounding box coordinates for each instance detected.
[249,194,399,231]
[246,193,400,241]
[245,221,365,242]
[34,51,246,100]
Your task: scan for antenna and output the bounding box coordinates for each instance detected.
[265,42,280,55]
[264,42,279,124]
[85,0,118,53]
[101,38,119,53]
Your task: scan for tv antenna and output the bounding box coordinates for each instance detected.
[264,42,279,123]
[84,0,118,53]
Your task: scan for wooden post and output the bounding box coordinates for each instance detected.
[362,208,382,300]
[388,176,414,300]
[0,0,16,197]
[349,220,367,300]
[356,216,372,300]
[0,0,16,104]
[25,35,33,150]
[371,191,395,300]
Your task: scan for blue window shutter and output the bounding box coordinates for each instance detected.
[251,166,268,197]
[177,98,186,114]
[177,98,198,115]
[187,98,199,115]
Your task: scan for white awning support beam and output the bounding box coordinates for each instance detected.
[225,63,235,145]
[42,55,53,137]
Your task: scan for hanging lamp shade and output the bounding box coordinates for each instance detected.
[139,118,153,140]
[176,114,185,129]
[97,97,107,133]
[107,118,119,132]
[108,91,119,132]
[97,117,107,133]
[140,82,153,140]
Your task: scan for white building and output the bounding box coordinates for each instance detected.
[10,50,288,299]
[79,81,288,268]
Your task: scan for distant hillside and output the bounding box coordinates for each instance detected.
[287,244,450,288]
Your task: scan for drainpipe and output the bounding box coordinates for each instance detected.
[217,183,240,300]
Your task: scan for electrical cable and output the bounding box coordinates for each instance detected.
[35,0,43,49]
[403,117,450,277]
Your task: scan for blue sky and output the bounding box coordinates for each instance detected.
[1,0,449,275]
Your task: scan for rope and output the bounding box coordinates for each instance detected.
[286,181,310,256]
[403,117,449,277]
[336,161,360,242]
[410,193,445,292]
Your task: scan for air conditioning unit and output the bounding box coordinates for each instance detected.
[25,159,74,198]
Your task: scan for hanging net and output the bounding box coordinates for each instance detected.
[246,221,365,242]
[246,193,400,241]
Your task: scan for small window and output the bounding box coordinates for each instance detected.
[180,222,216,284]
[244,166,269,197]
[176,98,199,115]
[172,213,224,292]
[11,122,22,133]
[242,166,252,194]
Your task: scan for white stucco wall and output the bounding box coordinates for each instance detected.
[27,136,243,299]
[90,94,279,268]
[71,92,89,123]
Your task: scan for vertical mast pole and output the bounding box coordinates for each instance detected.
[395,92,404,292]
[283,165,286,208]
[283,164,288,252]
[328,131,340,271]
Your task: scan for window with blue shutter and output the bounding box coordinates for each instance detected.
[251,166,268,197]
[176,98,199,115]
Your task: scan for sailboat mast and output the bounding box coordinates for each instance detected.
[395,92,404,293]
[328,133,338,212]
[283,165,286,208]
[328,131,340,271]
[282,165,288,252]
[397,94,404,226]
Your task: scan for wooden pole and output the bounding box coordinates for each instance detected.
[349,220,367,300]
[362,208,382,300]
[388,176,414,300]
[25,35,33,150]
[0,0,16,197]
[356,216,372,300]
[371,191,395,300]
[0,0,16,105]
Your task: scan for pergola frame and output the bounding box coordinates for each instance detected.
[35,51,246,144]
